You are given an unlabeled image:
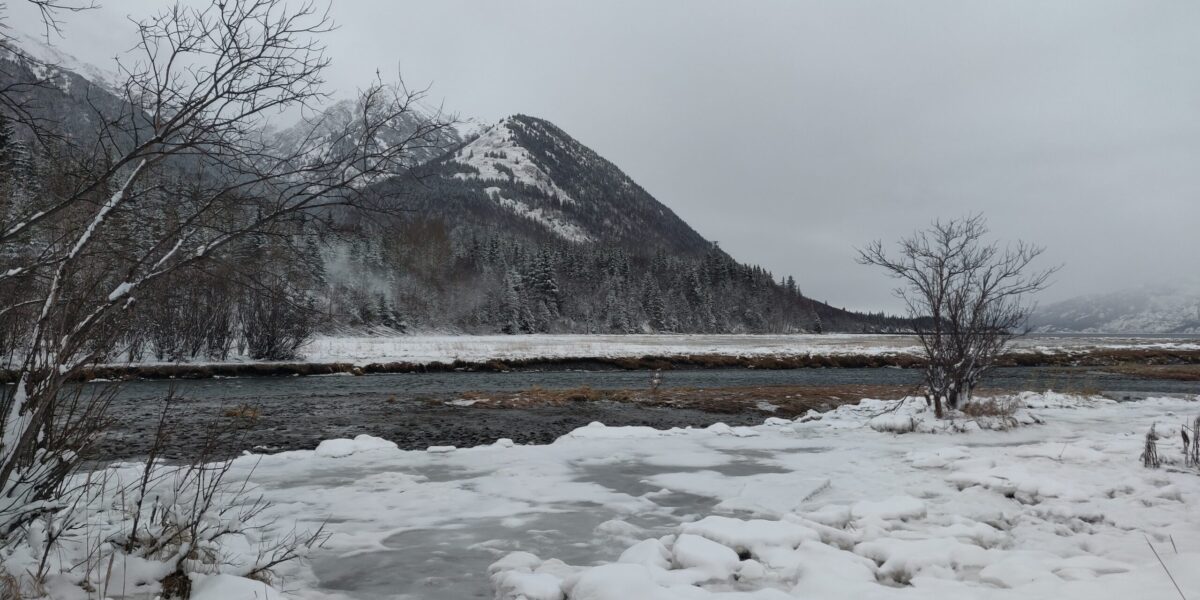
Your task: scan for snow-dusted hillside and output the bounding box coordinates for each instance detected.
[427,114,716,255]
[1033,280,1200,333]
[0,31,121,92]
[454,119,578,204]
[0,36,130,142]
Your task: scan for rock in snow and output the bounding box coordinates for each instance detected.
[567,564,660,600]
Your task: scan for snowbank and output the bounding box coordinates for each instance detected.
[19,391,1200,599]
[484,392,1200,600]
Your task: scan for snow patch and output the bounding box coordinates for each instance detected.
[454,119,577,205]
[313,434,397,458]
[484,187,593,243]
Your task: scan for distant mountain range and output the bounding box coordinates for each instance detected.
[1033,281,1200,334]
[0,37,906,336]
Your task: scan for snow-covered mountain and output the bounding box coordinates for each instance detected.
[0,31,121,92]
[0,39,907,334]
[329,113,908,333]
[1032,281,1200,334]
[415,114,716,256]
[0,36,128,138]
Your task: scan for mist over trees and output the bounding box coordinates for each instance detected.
[321,213,904,337]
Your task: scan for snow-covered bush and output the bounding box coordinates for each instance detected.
[808,395,1046,435]
[0,390,329,599]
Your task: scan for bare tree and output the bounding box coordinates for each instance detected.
[1,1,96,39]
[858,215,1057,417]
[0,0,452,546]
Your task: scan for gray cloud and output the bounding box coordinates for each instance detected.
[10,0,1200,312]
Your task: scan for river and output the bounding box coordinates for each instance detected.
[91,365,1197,461]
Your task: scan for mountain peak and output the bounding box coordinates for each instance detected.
[436,114,713,254]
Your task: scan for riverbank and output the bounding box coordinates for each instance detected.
[8,333,1200,383]
[11,345,1200,384]
[88,362,1193,462]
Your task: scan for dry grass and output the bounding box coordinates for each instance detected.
[0,571,22,600]
[1188,416,1200,468]
[1000,348,1200,368]
[223,404,262,420]
[959,397,1020,418]
[453,384,928,417]
[1107,364,1200,382]
[457,386,633,408]
[1142,424,1162,469]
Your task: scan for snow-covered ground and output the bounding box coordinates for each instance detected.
[298,333,1200,366]
[62,390,1199,599]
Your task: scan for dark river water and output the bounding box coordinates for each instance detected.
[91,366,1197,461]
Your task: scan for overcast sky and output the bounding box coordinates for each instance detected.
[10,0,1200,312]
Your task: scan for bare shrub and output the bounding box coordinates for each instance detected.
[0,384,116,550]
[1184,416,1199,468]
[0,571,18,599]
[1192,416,1199,467]
[223,404,262,421]
[111,456,327,598]
[98,395,326,598]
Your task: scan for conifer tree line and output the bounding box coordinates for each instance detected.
[318,214,909,337]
